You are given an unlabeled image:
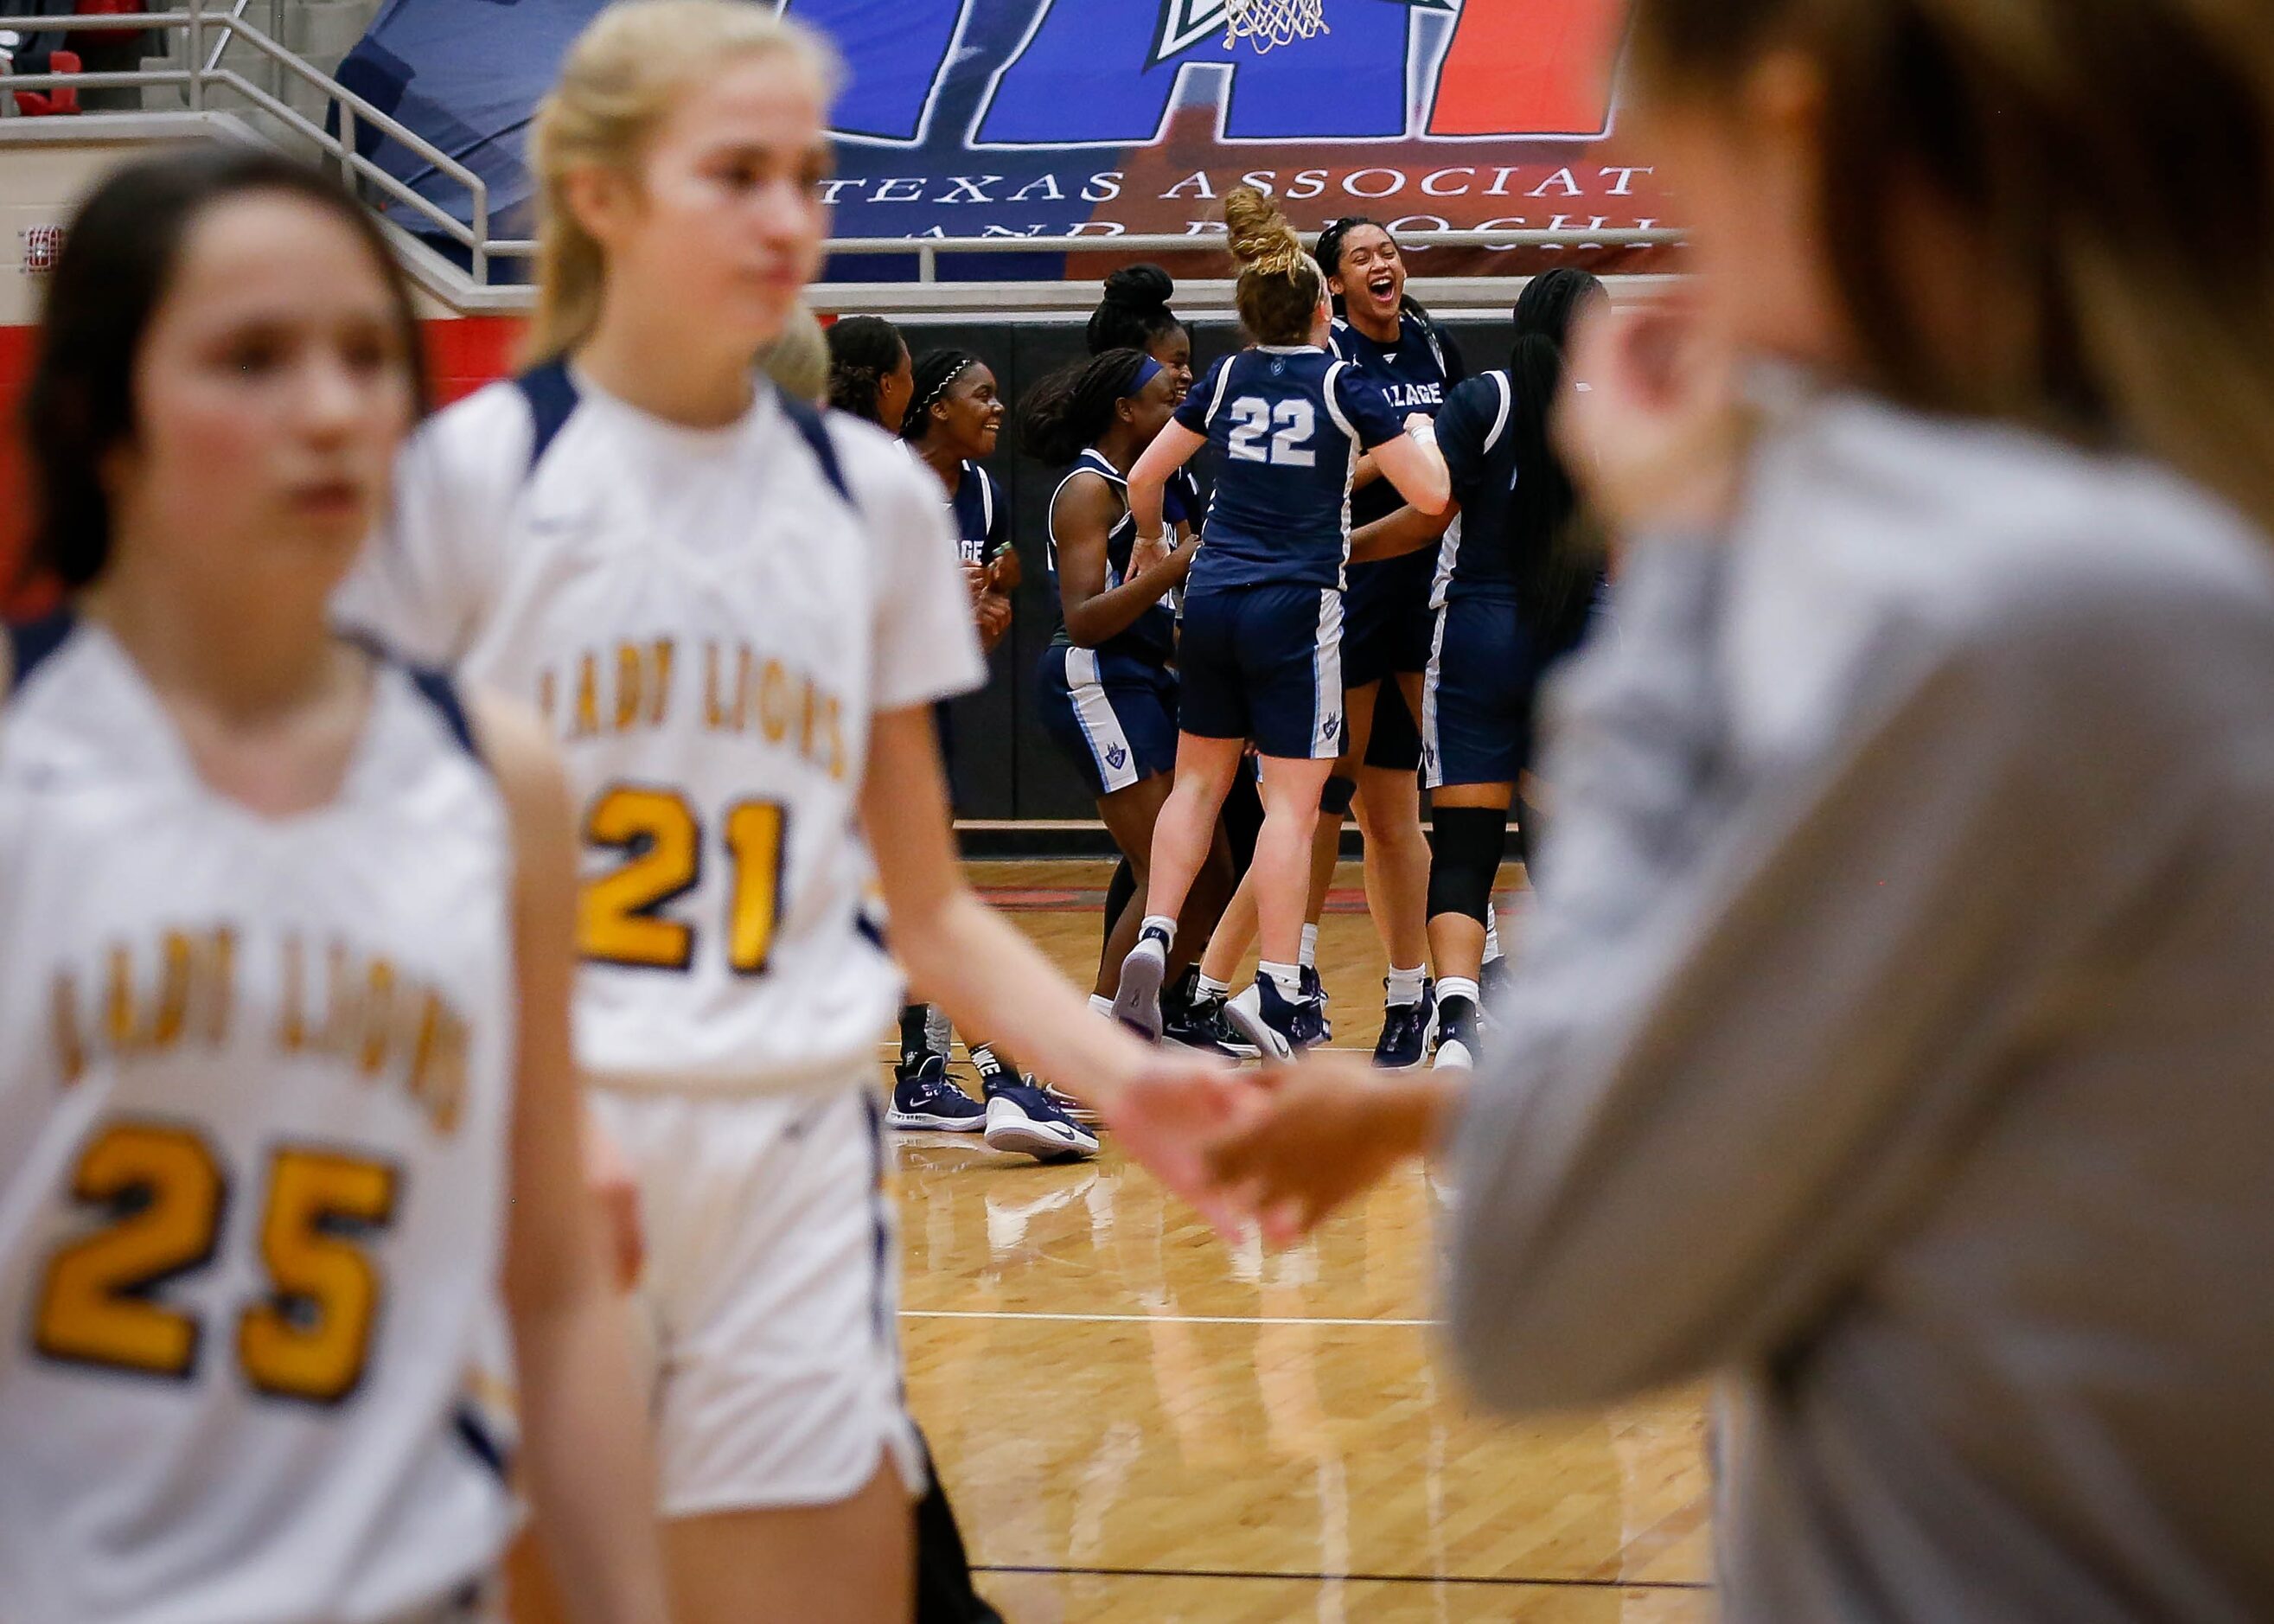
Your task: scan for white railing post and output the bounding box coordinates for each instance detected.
[186,0,204,111]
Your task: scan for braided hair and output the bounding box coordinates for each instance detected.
[1019,348,1152,466]
[904,348,981,443]
[825,314,905,426]
[1087,265,1184,356]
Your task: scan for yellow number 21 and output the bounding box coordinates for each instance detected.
[578,785,789,976]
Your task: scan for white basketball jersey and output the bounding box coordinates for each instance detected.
[0,620,519,1624]
[338,369,984,1093]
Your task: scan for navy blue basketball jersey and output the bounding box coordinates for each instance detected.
[1432,370,1524,603]
[1331,310,1462,529]
[1162,464,1205,534]
[1045,449,1176,672]
[945,459,1007,566]
[1173,347,1404,594]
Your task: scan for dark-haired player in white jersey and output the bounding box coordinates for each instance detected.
[1113,187,1449,1058]
[0,146,667,1624]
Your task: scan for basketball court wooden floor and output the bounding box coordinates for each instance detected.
[886,862,1715,1622]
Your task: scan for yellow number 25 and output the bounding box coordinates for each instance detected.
[34,1121,398,1405]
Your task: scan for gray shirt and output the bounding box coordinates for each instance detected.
[1447,387,2274,1623]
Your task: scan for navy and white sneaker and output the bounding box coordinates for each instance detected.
[984,1082,1101,1161]
[885,1054,986,1131]
[1166,992,1256,1059]
[974,1047,1102,1128]
[1301,965,1332,1044]
[1225,973,1327,1061]
[1433,994,1480,1070]
[1112,929,1171,1041]
[1374,980,1435,1069]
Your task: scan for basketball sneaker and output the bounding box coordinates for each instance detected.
[1301,964,1333,1043]
[1374,978,1435,1069]
[886,1053,986,1131]
[1112,925,1172,1042]
[1433,994,1480,1071]
[973,1045,1101,1127]
[1225,972,1327,1060]
[984,1082,1102,1161]
[1166,990,1256,1059]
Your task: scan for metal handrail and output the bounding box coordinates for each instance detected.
[0,3,498,281]
[0,9,1683,294]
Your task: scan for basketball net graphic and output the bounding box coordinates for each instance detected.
[1157,0,1329,58]
[1220,0,1328,52]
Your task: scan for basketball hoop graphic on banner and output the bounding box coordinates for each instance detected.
[1159,0,1329,57]
[20,225,61,275]
[1222,0,1328,52]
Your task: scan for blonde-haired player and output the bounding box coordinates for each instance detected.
[338,3,1223,1620]
[0,145,667,1624]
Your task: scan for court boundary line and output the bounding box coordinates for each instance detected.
[973,1563,1709,1591]
[902,1309,1434,1327]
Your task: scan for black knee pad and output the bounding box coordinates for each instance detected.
[1428,805,1509,924]
[1319,775,1358,815]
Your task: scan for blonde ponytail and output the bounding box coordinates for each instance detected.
[525,0,839,366]
[1221,184,1324,347]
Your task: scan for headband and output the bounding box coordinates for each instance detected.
[1121,355,1165,399]
[916,357,979,419]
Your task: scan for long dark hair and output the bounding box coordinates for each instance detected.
[23,145,430,591]
[1019,348,1150,466]
[1505,268,1605,650]
[1087,265,1184,356]
[825,314,905,426]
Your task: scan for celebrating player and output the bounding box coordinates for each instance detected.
[338,3,1213,1619]
[1113,185,1449,1057]
[898,344,1097,1154]
[0,146,668,1624]
[1351,267,1608,1067]
[1023,348,1237,1043]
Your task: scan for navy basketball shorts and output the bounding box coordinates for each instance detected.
[1177,582,1346,762]
[1341,552,1438,690]
[1421,595,1537,790]
[1033,646,1180,796]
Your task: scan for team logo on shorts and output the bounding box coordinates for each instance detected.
[1321,714,1340,740]
[1105,743,1128,770]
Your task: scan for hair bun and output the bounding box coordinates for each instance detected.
[1102,263,1174,311]
[1222,185,1305,280]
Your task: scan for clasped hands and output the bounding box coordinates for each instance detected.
[1099,1049,1459,1247]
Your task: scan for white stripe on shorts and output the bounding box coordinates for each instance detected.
[1065,647,1142,793]
[1312,589,1346,759]
[1421,600,1450,790]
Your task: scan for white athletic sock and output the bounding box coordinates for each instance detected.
[1385,965,1428,1006]
[1257,960,1305,999]
[1194,972,1231,1001]
[1089,994,1116,1019]
[1483,909,1504,964]
[1138,915,1177,952]
[1299,924,1319,969]
[1436,976,1480,1011]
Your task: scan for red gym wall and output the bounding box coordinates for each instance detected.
[0,315,526,617]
